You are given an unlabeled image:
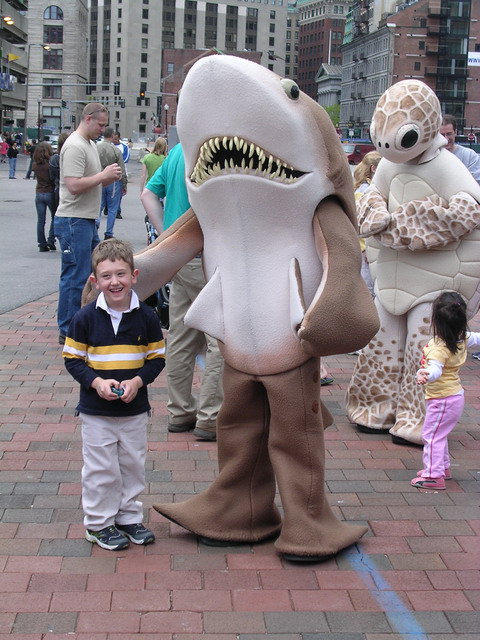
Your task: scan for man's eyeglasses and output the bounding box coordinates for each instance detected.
[86,108,108,117]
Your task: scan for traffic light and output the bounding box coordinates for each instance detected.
[139,82,146,100]
[61,100,67,108]
[114,81,120,96]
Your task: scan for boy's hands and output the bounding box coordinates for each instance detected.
[118,376,143,403]
[91,376,143,402]
[91,377,123,400]
[416,369,429,385]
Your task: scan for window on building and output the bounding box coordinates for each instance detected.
[142,24,148,33]
[142,38,148,48]
[167,62,174,73]
[145,97,150,106]
[42,105,61,130]
[118,23,121,32]
[43,78,62,99]
[116,67,121,76]
[115,111,120,119]
[117,52,121,62]
[141,53,148,63]
[269,37,275,46]
[270,10,275,18]
[43,49,63,70]
[419,41,425,50]
[270,23,275,32]
[414,62,421,71]
[139,124,146,133]
[43,25,63,44]
[140,112,146,120]
[141,67,147,77]
[142,9,149,19]
[43,6,63,20]
[117,37,121,47]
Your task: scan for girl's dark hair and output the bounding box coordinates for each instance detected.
[431,291,467,354]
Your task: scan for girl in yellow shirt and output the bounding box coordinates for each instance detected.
[412,291,480,490]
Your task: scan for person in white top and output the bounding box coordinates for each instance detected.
[440,114,480,185]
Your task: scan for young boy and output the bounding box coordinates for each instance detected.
[63,239,165,550]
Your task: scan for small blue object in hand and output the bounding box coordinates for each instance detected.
[111,386,124,397]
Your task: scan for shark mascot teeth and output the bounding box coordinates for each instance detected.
[133,55,379,560]
[346,79,480,446]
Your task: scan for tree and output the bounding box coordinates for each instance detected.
[324,104,340,127]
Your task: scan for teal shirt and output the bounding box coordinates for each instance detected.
[145,143,190,230]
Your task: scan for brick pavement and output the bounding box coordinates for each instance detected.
[0,293,478,639]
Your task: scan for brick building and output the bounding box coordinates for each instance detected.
[340,0,475,139]
[297,0,351,99]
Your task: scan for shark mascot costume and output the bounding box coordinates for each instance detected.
[132,55,379,560]
[346,80,480,445]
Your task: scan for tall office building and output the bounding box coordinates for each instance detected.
[296,0,351,99]
[25,1,88,136]
[88,0,290,139]
[340,0,477,138]
[0,0,28,134]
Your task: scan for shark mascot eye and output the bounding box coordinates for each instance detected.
[396,124,420,150]
[280,78,300,100]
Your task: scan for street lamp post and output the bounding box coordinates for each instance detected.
[164,103,169,137]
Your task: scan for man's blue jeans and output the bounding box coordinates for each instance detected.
[54,216,100,337]
[36,192,56,248]
[100,181,122,238]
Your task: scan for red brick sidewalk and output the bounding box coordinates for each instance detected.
[0,294,478,639]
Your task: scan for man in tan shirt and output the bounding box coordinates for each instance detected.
[54,102,122,343]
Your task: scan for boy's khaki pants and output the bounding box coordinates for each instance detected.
[80,412,148,530]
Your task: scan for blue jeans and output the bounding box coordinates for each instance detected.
[36,192,56,247]
[25,157,33,179]
[54,216,100,337]
[8,157,16,177]
[99,181,122,238]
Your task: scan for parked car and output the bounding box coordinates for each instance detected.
[341,141,376,165]
[44,134,59,152]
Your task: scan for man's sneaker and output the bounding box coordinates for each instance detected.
[472,351,480,360]
[193,426,216,441]
[116,523,155,545]
[168,421,196,433]
[85,525,129,550]
[410,476,446,490]
[417,468,452,480]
